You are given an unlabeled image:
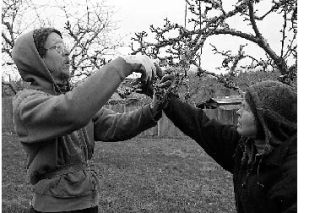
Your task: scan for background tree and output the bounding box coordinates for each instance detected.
[2,0,122,87]
[57,0,122,82]
[2,0,45,79]
[2,0,45,94]
[131,0,297,90]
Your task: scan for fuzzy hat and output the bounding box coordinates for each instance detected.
[245,80,297,154]
[33,28,62,58]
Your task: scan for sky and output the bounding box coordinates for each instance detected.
[108,0,186,36]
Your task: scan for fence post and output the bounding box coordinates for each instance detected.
[2,97,14,132]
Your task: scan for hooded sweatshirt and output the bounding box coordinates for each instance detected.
[12,30,159,212]
[163,83,297,213]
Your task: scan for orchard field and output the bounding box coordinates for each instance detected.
[2,133,236,213]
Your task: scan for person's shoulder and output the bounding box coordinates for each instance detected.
[13,88,51,107]
[15,88,50,98]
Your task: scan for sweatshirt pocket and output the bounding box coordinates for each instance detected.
[34,170,98,198]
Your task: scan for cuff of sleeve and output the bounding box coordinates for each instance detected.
[150,105,162,121]
[110,57,132,81]
[146,104,162,123]
[163,92,179,111]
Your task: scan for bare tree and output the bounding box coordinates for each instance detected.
[131,0,297,87]
[1,0,44,89]
[2,0,122,84]
[57,0,122,81]
[2,0,28,66]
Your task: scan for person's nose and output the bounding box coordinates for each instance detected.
[63,48,70,56]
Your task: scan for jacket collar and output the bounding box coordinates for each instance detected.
[241,134,296,167]
[263,134,297,166]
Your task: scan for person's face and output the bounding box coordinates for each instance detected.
[42,32,70,81]
[236,99,258,137]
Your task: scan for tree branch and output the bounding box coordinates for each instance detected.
[2,81,17,94]
[280,2,288,58]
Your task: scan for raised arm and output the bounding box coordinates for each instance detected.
[13,57,151,142]
[163,95,241,172]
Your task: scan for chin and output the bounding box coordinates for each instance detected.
[236,127,247,136]
[236,128,243,136]
[61,70,71,80]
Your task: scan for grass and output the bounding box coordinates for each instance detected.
[2,132,236,213]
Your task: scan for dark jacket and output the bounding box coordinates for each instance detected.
[164,96,297,213]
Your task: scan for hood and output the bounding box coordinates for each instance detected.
[245,80,297,154]
[12,30,61,94]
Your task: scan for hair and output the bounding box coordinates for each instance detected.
[33,28,62,58]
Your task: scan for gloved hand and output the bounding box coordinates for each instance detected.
[150,74,174,119]
[135,63,163,97]
[122,54,156,83]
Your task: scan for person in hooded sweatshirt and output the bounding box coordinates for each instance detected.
[157,80,297,213]
[12,28,170,213]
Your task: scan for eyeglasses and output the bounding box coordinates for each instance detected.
[46,42,68,55]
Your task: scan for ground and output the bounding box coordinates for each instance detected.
[2,133,236,213]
